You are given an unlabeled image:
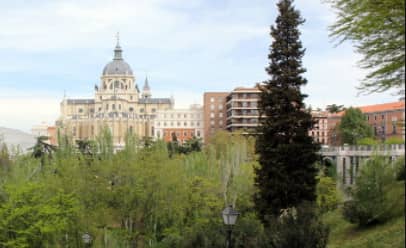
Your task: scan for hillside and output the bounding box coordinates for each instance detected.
[325,209,405,248]
[0,127,36,152]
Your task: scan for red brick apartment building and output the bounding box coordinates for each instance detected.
[327,101,405,144]
[203,92,228,142]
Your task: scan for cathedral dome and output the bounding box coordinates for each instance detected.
[102,44,133,76]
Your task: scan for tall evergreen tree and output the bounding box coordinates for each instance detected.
[254,0,320,222]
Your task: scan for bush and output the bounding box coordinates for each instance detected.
[264,202,329,248]
[342,156,405,226]
[357,137,379,146]
[317,176,340,213]
[384,137,405,145]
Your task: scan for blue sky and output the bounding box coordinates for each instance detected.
[0,0,399,132]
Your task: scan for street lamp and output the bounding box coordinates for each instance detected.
[82,232,92,247]
[222,205,240,248]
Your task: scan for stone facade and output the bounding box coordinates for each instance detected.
[153,105,204,143]
[57,41,173,148]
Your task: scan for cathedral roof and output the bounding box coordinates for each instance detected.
[102,41,133,76]
[139,98,172,104]
[67,99,95,104]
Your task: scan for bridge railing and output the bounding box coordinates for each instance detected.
[321,144,405,153]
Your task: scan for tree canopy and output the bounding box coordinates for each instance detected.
[326,0,405,95]
[255,0,320,221]
[338,107,373,145]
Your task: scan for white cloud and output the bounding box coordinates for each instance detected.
[0,97,60,132]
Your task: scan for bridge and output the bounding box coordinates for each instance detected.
[320,144,405,186]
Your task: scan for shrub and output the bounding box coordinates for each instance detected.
[317,176,340,213]
[342,156,404,226]
[264,202,329,248]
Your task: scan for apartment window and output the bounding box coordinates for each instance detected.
[98,107,102,111]
[219,120,223,126]
[191,121,194,126]
[100,96,102,100]
[219,113,223,118]
[184,114,187,118]
[374,115,377,120]
[210,97,214,103]
[210,112,215,118]
[129,107,134,112]
[197,131,201,137]
[106,104,109,110]
[152,108,156,113]
[170,122,174,127]
[381,114,385,120]
[218,105,223,110]
[164,122,167,127]
[140,108,144,113]
[184,132,187,137]
[177,122,181,127]
[197,122,200,126]
[157,122,161,127]
[112,104,116,110]
[210,104,215,110]
[157,131,161,138]
[78,108,83,113]
[184,122,187,126]
[210,120,215,126]
[118,104,121,110]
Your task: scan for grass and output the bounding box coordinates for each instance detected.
[324,208,405,248]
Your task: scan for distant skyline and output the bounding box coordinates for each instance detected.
[0,0,400,132]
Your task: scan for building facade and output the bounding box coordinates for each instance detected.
[153,105,204,143]
[326,101,405,145]
[225,87,261,133]
[309,111,329,145]
[57,41,173,148]
[203,92,228,142]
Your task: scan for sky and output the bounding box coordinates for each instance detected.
[0,0,400,132]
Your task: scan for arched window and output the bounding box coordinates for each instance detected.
[114,80,120,89]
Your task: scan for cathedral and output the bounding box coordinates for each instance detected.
[57,40,173,147]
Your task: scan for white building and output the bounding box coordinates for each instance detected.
[153,105,204,143]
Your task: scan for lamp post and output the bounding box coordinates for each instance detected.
[82,232,92,248]
[222,205,239,248]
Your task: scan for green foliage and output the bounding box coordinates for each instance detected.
[357,137,379,146]
[326,0,405,95]
[167,135,203,157]
[342,156,405,226]
[0,129,263,247]
[255,0,320,221]
[0,183,80,248]
[317,176,340,213]
[339,107,373,145]
[394,156,405,181]
[326,104,345,114]
[324,208,405,248]
[384,137,405,145]
[264,203,329,248]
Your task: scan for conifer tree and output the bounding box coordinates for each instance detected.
[254,0,320,222]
